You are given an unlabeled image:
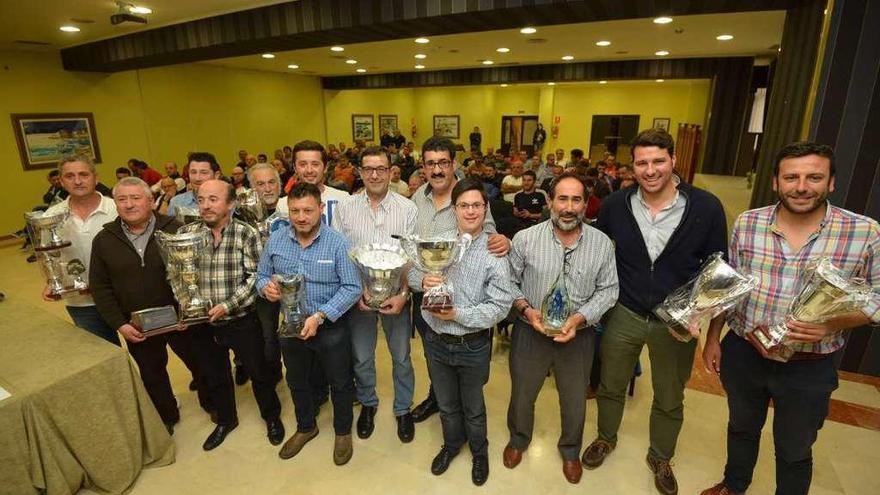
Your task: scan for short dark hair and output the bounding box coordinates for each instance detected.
[188,152,221,172]
[571,149,584,159]
[631,128,675,157]
[548,172,587,200]
[127,158,147,169]
[115,167,131,175]
[422,136,456,161]
[584,167,599,178]
[287,181,322,204]
[292,140,325,163]
[522,170,537,179]
[451,178,487,205]
[48,170,60,178]
[773,142,835,177]
[360,146,390,165]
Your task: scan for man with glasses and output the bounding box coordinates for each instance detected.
[332,147,418,444]
[408,136,511,423]
[505,172,618,484]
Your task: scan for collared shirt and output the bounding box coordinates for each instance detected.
[256,223,361,322]
[178,219,261,319]
[411,183,497,238]
[122,214,156,263]
[630,180,687,261]
[46,195,118,307]
[408,232,514,336]
[508,220,619,326]
[332,190,417,247]
[726,202,880,354]
[166,191,197,218]
[388,180,410,196]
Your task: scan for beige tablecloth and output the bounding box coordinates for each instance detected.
[0,296,174,494]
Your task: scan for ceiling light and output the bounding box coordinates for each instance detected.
[330,46,344,52]
[59,25,81,32]
[261,53,275,59]
[482,60,494,65]
[356,68,367,73]
[655,50,670,56]
[414,37,430,44]
[414,64,425,69]
[716,34,734,41]
[496,47,510,53]
[520,27,537,34]
[500,84,508,87]
[414,54,426,59]
[128,6,152,14]
[287,64,299,69]
[653,16,673,24]
[547,82,555,86]
[595,40,611,47]
[345,59,357,64]
[656,79,665,82]
[561,55,574,61]
[599,80,608,84]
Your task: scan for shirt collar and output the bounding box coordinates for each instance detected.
[122,213,155,237]
[636,175,681,211]
[769,200,833,233]
[287,221,325,243]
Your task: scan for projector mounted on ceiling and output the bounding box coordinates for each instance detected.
[111,1,148,25]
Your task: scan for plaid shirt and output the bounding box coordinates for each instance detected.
[179,219,262,320]
[726,202,880,354]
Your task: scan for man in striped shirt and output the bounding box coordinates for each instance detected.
[700,142,880,495]
[505,172,619,484]
[332,146,418,444]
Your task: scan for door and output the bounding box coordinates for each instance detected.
[500,115,539,156]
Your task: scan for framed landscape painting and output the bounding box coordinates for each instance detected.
[378,114,398,135]
[433,115,460,139]
[351,114,375,142]
[11,113,102,171]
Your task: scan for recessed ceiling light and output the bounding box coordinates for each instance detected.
[287,64,299,69]
[496,47,510,53]
[356,68,367,73]
[547,82,555,86]
[330,46,344,52]
[414,37,430,44]
[653,16,673,24]
[414,54,426,59]
[599,80,608,84]
[716,34,734,41]
[500,84,508,87]
[59,25,80,32]
[261,53,275,59]
[595,40,611,47]
[520,27,537,34]
[414,64,425,69]
[561,55,574,61]
[655,50,670,56]
[128,6,152,14]
[482,60,494,65]
[345,59,357,64]
[656,79,665,82]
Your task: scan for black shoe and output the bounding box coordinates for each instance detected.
[412,396,439,423]
[472,455,489,486]
[357,405,377,439]
[431,447,458,475]
[202,422,238,451]
[188,379,198,391]
[397,413,414,443]
[267,418,285,446]
[26,254,37,263]
[234,365,249,386]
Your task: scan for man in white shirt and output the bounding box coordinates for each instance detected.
[44,154,118,345]
[285,140,349,226]
[502,162,525,203]
[388,164,411,196]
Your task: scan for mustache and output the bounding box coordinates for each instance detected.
[431,173,446,179]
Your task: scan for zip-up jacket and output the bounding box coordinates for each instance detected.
[90,214,182,331]
[595,180,728,319]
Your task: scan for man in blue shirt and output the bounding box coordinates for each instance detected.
[257,182,361,466]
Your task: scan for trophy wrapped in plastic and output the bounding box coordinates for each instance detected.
[400,234,472,311]
[174,205,201,226]
[236,189,270,239]
[349,243,409,310]
[749,257,873,362]
[24,210,89,300]
[654,252,756,342]
[155,229,213,324]
[274,273,307,338]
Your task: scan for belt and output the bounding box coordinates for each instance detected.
[787,351,831,362]
[433,329,489,344]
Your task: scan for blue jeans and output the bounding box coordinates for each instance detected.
[66,305,120,346]
[349,303,415,416]
[423,329,491,457]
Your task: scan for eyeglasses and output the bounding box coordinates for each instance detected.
[424,159,453,169]
[359,166,389,176]
[455,202,486,211]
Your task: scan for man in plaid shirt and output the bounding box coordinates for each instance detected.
[701,142,880,495]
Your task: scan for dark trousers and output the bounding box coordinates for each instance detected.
[411,292,435,402]
[255,297,282,373]
[67,305,120,346]
[279,318,354,435]
[127,329,209,424]
[423,329,491,457]
[720,332,838,495]
[190,313,281,426]
[507,320,596,460]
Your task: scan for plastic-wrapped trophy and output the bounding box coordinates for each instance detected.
[155,229,213,324]
[274,273,307,338]
[401,234,472,311]
[349,243,409,310]
[24,210,89,300]
[654,252,756,342]
[749,257,873,362]
[236,189,269,240]
[541,247,572,336]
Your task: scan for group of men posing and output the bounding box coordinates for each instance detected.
[42,128,878,494]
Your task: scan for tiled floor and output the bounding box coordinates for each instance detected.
[4,174,878,494]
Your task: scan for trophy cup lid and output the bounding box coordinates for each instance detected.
[349,243,408,270]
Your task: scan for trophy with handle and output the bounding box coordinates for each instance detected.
[400,234,472,311]
[274,273,307,339]
[155,229,213,325]
[24,210,89,300]
[349,243,410,310]
[236,189,271,241]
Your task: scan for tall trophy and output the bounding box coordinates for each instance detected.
[400,234,472,311]
[24,210,89,300]
[749,257,873,362]
[274,273,307,338]
[540,246,571,336]
[155,229,213,324]
[236,189,269,240]
[349,243,410,310]
[654,252,756,342]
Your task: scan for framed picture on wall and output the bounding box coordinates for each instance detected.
[378,114,398,136]
[351,114,375,142]
[433,115,460,139]
[11,113,102,171]
[652,117,671,132]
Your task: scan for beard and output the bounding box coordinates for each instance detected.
[777,188,829,215]
[551,210,584,231]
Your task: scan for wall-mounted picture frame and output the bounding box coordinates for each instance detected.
[351,114,375,142]
[11,113,102,171]
[652,117,671,132]
[378,114,398,136]
[433,115,460,139]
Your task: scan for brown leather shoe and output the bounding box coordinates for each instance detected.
[581,438,615,469]
[700,481,743,495]
[334,434,353,465]
[646,454,678,495]
[562,459,583,484]
[278,427,318,460]
[502,445,523,469]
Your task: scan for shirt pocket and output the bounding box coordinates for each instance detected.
[308,258,338,285]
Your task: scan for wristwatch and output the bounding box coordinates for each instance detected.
[313,311,326,326]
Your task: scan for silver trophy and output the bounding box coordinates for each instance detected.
[749,257,873,362]
[236,189,269,240]
[654,252,756,342]
[401,234,472,311]
[155,229,213,324]
[274,273,307,338]
[24,210,89,300]
[349,243,410,310]
[175,205,201,226]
